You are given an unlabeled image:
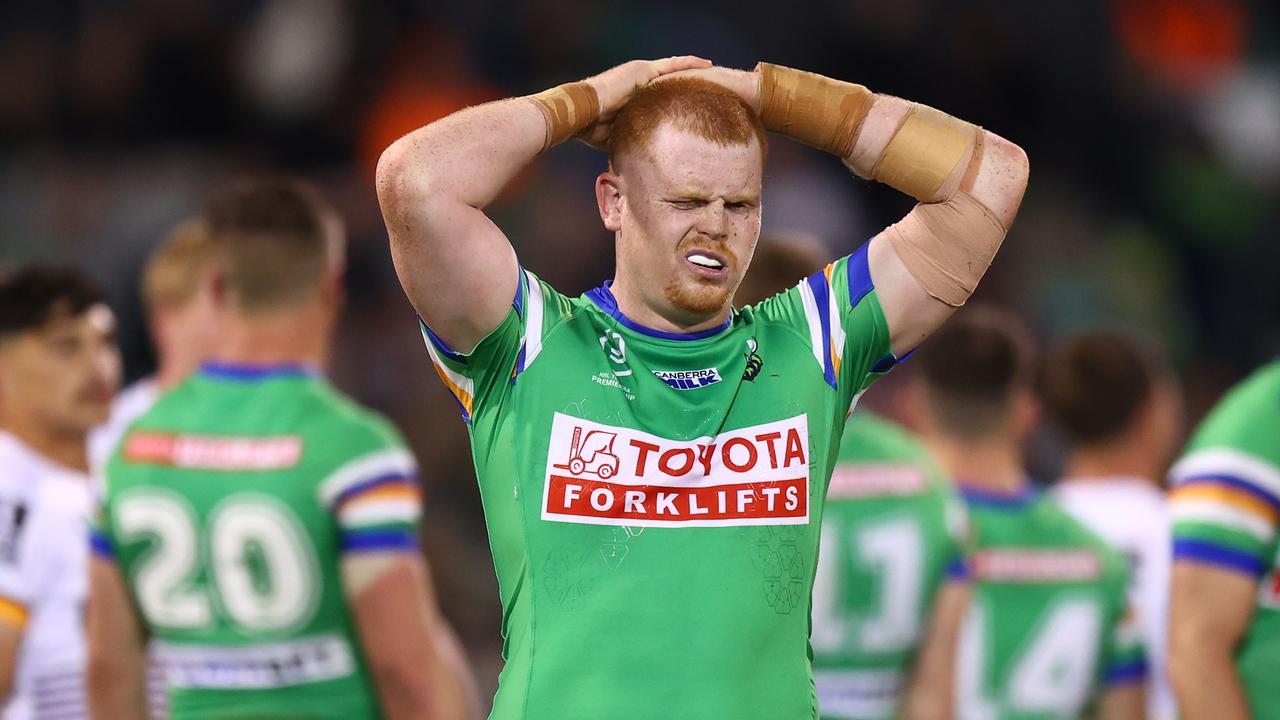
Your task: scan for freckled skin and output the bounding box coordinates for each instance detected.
[602,124,764,330]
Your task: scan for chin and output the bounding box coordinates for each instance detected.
[664,277,733,316]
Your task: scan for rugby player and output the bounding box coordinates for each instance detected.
[1043,331,1181,720]
[911,309,1146,720]
[88,218,221,472]
[377,57,1029,717]
[87,179,476,720]
[0,266,122,719]
[739,237,970,720]
[1167,359,1280,719]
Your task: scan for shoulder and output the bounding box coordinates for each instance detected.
[303,383,409,458]
[1182,362,1280,466]
[1040,496,1129,582]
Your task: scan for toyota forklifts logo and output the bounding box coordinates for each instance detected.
[542,412,810,528]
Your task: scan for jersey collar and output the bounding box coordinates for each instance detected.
[957,482,1039,509]
[199,362,320,381]
[585,281,732,341]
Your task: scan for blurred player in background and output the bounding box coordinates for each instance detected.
[0,267,122,719]
[738,237,968,720]
[88,218,220,472]
[1167,359,1280,720]
[1042,332,1181,720]
[911,309,1146,720]
[378,54,1029,718]
[87,178,476,720]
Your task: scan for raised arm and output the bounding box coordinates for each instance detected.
[375,57,709,353]
[899,581,968,720]
[665,64,1030,357]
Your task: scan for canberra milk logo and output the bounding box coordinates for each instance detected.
[653,367,722,390]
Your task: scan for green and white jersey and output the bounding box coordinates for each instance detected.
[93,364,422,720]
[956,486,1145,720]
[420,245,895,719]
[811,411,967,720]
[1168,361,1280,719]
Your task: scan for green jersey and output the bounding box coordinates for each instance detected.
[93,364,422,719]
[810,411,967,720]
[1169,361,1280,719]
[956,486,1145,720]
[420,247,895,719]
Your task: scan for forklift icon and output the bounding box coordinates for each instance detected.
[554,426,621,479]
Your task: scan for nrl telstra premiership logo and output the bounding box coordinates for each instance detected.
[653,368,722,390]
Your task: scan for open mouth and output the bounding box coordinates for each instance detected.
[684,250,729,278]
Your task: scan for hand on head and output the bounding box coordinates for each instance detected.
[581,56,712,148]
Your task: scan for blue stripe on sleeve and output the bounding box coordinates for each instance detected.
[1104,659,1149,686]
[805,271,836,388]
[846,241,874,308]
[1179,474,1280,512]
[330,473,418,510]
[418,317,466,363]
[1173,539,1267,578]
[340,531,419,553]
[89,530,115,559]
[945,557,970,581]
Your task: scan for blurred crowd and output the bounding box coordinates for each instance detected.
[2,0,1278,693]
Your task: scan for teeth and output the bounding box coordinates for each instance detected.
[688,254,723,269]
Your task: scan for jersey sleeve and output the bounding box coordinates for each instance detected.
[417,268,568,424]
[1168,447,1280,579]
[1101,602,1148,687]
[88,478,117,562]
[755,241,897,411]
[317,434,422,556]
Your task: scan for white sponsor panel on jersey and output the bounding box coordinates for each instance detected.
[826,463,927,500]
[971,549,1101,582]
[542,412,810,527]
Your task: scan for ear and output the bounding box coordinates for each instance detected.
[209,270,229,310]
[1013,390,1041,440]
[596,171,624,232]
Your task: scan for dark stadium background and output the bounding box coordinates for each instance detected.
[2,0,1277,698]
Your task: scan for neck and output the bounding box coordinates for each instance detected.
[212,307,329,369]
[924,433,1027,493]
[0,415,88,474]
[607,278,730,336]
[154,356,196,391]
[1062,442,1159,484]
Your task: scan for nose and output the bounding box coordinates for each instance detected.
[696,199,728,239]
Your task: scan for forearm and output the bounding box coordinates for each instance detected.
[87,654,147,720]
[1169,643,1250,720]
[1098,684,1147,720]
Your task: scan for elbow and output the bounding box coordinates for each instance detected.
[985,132,1030,188]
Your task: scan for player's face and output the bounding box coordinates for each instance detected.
[616,125,763,322]
[0,304,121,435]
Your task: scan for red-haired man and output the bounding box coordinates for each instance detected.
[377,58,1029,718]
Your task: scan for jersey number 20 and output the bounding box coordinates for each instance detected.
[115,489,321,634]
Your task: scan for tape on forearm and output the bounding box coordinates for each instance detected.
[526,82,600,151]
[886,192,1007,307]
[870,104,981,203]
[755,62,873,158]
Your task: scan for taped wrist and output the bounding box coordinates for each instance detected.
[526,81,600,151]
[755,62,873,158]
[870,104,982,203]
[886,192,1007,307]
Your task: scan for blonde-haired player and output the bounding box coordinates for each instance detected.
[88,218,220,471]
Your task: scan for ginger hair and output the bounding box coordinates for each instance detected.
[607,77,767,170]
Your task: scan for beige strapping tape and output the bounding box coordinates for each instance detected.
[756,62,873,158]
[887,192,1007,307]
[872,105,979,203]
[527,81,600,151]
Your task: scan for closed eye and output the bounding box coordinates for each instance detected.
[668,199,706,210]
